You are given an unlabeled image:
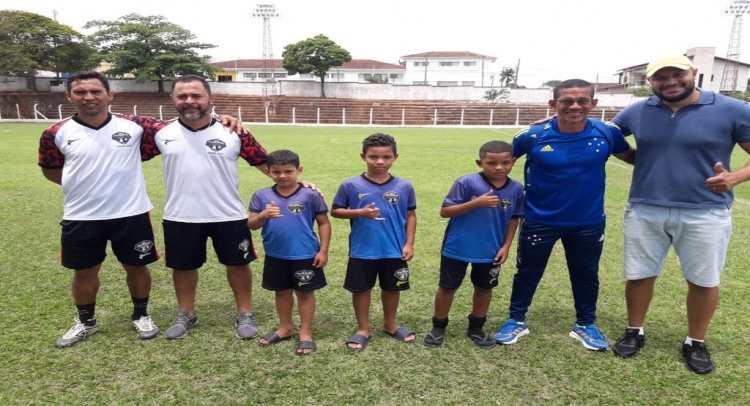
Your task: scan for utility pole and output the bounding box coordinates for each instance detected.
[251,4,282,109]
[720,1,748,94]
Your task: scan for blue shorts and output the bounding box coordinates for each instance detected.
[622,202,732,287]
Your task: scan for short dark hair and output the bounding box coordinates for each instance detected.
[362,133,397,154]
[479,140,513,158]
[266,149,300,168]
[171,75,212,95]
[553,79,594,99]
[66,71,110,93]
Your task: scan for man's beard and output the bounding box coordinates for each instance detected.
[655,83,695,103]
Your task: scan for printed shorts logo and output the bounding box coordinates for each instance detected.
[295,269,314,282]
[287,201,304,215]
[500,198,512,211]
[206,139,227,152]
[383,191,400,204]
[394,267,409,281]
[489,267,500,278]
[112,132,132,145]
[134,240,153,253]
[238,239,250,252]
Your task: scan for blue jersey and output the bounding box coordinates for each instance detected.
[441,173,524,263]
[512,118,630,226]
[249,185,328,260]
[332,174,417,259]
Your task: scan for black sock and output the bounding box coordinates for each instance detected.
[467,314,486,334]
[76,303,96,325]
[132,296,149,320]
[432,316,449,330]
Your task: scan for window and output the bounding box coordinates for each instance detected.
[389,74,402,79]
[413,81,428,85]
[463,61,477,66]
[439,62,459,67]
[329,73,344,79]
[258,73,272,78]
[300,73,315,79]
[217,75,232,82]
[414,61,429,67]
[358,73,373,80]
[274,73,286,78]
[437,81,458,86]
[461,81,475,86]
[243,73,256,79]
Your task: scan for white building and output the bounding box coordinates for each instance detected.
[400,51,497,87]
[616,47,750,93]
[212,59,405,84]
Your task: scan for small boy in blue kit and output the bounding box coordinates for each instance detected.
[423,141,523,348]
[248,149,331,355]
[331,133,417,351]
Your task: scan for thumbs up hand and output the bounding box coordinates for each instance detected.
[706,162,735,194]
[475,189,500,208]
[261,200,283,219]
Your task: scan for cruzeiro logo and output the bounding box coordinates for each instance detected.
[489,266,501,284]
[134,240,154,259]
[238,239,251,259]
[287,201,304,215]
[382,191,400,204]
[500,198,513,211]
[112,132,132,145]
[206,139,227,152]
[295,269,314,287]
[394,267,409,286]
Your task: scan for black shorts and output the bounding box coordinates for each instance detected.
[439,255,501,290]
[262,255,327,292]
[60,212,159,270]
[163,219,256,271]
[344,258,410,293]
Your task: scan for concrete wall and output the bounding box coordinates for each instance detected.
[0,75,645,107]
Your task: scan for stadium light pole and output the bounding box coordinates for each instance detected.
[720,0,750,93]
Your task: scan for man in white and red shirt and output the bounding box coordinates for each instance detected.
[141,76,269,340]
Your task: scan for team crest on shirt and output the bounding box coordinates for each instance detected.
[206,139,227,152]
[112,132,132,145]
[295,269,314,282]
[134,240,153,253]
[500,198,512,211]
[238,239,250,252]
[287,201,305,215]
[383,191,400,204]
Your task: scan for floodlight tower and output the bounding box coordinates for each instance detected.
[251,4,281,102]
[719,0,750,93]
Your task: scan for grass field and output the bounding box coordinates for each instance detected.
[1,122,750,405]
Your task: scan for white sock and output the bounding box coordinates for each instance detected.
[685,336,704,345]
[627,326,644,335]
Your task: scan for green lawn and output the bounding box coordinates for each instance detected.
[1,123,749,405]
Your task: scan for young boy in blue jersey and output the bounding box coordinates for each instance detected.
[331,133,417,351]
[493,79,635,351]
[423,141,524,349]
[248,149,331,356]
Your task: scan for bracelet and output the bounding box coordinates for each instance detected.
[404,244,414,248]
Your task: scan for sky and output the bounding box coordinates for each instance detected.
[12,0,746,87]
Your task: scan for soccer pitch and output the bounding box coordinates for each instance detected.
[2,123,749,405]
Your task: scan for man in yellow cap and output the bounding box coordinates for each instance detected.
[609,55,750,374]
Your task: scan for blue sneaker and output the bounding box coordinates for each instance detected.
[569,324,610,351]
[493,319,529,344]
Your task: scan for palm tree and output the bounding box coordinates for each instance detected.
[499,68,516,87]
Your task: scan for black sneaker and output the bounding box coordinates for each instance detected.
[682,340,714,375]
[612,328,645,358]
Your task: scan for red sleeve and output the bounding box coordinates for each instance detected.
[37,120,67,168]
[239,132,268,166]
[121,114,170,161]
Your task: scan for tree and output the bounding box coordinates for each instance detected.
[364,76,388,84]
[84,14,217,93]
[483,88,509,104]
[499,68,516,87]
[0,10,96,90]
[282,34,352,98]
[543,80,562,87]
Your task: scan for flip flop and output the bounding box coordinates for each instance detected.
[296,340,317,356]
[383,327,416,343]
[467,331,495,349]
[345,333,371,351]
[423,327,445,347]
[258,332,294,347]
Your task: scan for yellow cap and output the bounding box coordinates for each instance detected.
[646,55,694,78]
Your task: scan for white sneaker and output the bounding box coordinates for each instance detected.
[133,316,160,340]
[55,318,99,348]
